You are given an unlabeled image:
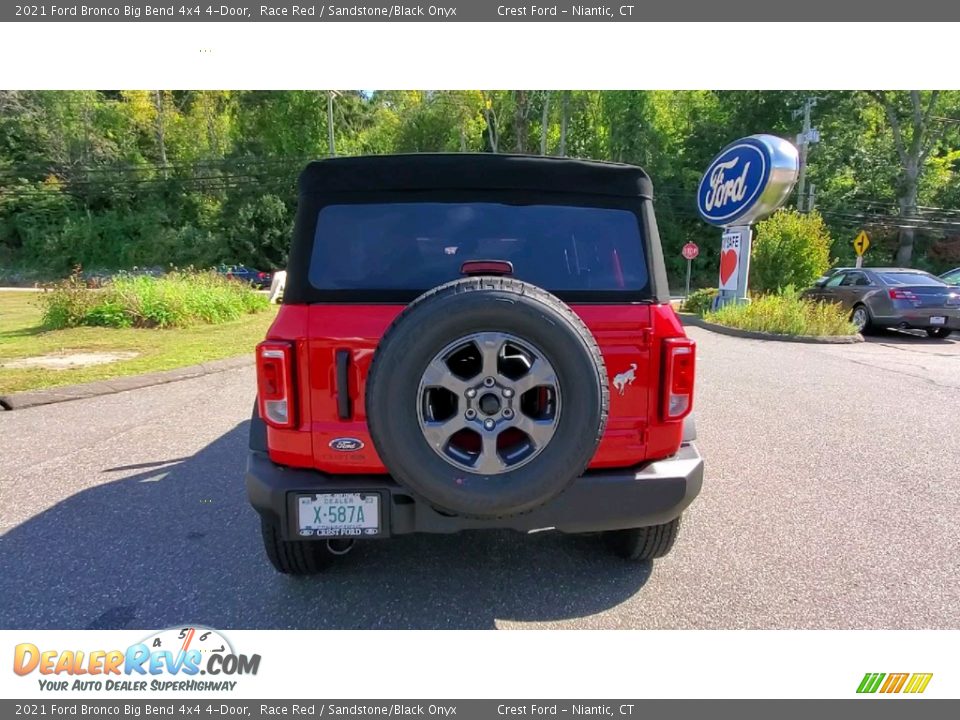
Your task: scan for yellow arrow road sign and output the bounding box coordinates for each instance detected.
[854,230,870,256]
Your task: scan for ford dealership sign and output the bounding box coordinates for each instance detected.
[697,135,799,227]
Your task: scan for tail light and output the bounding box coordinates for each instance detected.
[257,341,296,428]
[889,288,918,302]
[258,272,267,279]
[661,337,695,421]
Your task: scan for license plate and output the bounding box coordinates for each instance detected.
[931,316,946,325]
[297,493,380,537]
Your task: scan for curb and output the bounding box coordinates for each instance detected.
[677,313,864,344]
[0,355,253,411]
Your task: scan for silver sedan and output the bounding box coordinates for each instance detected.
[803,267,960,338]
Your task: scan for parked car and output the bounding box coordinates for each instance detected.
[803,267,960,338]
[941,267,960,286]
[246,154,703,574]
[217,264,272,289]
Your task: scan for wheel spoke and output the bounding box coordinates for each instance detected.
[514,414,557,448]
[421,415,468,450]
[421,358,468,395]
[474,431,506,474]
[512,358,557,395]
[477,333,506,379]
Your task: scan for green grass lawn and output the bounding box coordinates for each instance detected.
[0,291,278,394]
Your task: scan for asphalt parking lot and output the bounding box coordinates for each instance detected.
[1,327,958,630]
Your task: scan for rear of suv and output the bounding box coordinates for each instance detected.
[246,153,704,574]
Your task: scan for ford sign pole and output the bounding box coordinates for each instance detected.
[682,242,699,299]
[697,135,800,308]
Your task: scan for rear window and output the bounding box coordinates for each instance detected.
[308,202,647,293]
[879,272,947,287]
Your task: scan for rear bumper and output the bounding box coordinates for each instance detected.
[873,309,960,330]
[246,443,704,539]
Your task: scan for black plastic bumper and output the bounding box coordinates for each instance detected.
[246,443,703,540]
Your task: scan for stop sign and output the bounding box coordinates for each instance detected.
[682,242,699,260]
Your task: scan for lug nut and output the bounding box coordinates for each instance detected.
[483,419,495,430]
[465,409,477,419]
[465,388,477,398]
[483,377,496,387]
[502,408,514,419]
[502,388,514,398]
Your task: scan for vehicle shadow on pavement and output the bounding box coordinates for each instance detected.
[0,422,652,630]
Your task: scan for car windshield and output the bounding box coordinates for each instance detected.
[879,272,947,287]
[308,202,648,293]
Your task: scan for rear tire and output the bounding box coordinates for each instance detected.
[851,304,872,334]
[260,518,335,575]
[603,517,681,561]
[926,328,952,339]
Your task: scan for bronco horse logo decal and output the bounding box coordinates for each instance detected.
[612,363,637,396]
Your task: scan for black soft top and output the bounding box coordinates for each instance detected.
[298,153,654,198]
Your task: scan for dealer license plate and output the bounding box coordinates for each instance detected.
[297,493,380,537]
[930,316,946,325]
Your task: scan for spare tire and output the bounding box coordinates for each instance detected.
[366,276,608,518]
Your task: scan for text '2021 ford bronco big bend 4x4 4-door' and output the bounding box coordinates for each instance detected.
[246,153,704,574]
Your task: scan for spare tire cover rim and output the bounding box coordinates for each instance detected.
[416,331,562,475]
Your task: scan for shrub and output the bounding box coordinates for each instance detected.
[751,209,832,294]
[39,270,269,330]
[704,290,857,337]
[681,287,718,315]
[37,268,98,328]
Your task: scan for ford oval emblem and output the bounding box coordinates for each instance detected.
[329,437,364,452]
[697,135,799,227]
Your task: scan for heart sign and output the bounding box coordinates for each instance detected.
[718,230,742,291]
[719,249,738,286]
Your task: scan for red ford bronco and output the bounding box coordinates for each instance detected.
[246,154,703,574]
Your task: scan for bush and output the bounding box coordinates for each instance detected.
[40,269,270,330]
[751,209,832,294]
[681,287,718,315]
[37,268,99,328]
[703,288,857,337]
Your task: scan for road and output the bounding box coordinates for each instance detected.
[1,327,959,630]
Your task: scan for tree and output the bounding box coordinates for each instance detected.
[750,209,832,294]
[865,91,948,264]
[558,90,569,156]
[540,91,550,155]
[481,92,500,152]
[512,90,531,153]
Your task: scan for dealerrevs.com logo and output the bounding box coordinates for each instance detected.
[13,626,261,692]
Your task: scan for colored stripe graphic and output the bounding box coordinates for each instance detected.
[857,673,885,693]
[880,673,909,693]
[857,672,933,694]
[904,674,933,694]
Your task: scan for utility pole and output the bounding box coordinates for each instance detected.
[326,90,340,156]
[558,91,569,157]
[793,97,821,212]
[540,91,550,156]
[154,90,168,176]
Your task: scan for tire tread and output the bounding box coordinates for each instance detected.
[366,276,609,518]
[260,518,333,575]
[605,517,681,561]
